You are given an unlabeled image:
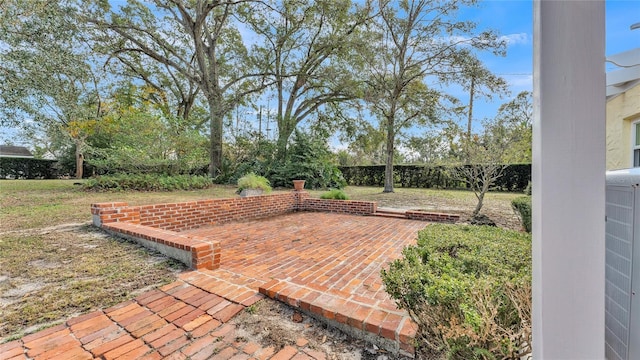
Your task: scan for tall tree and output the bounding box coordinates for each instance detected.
[362,0,505,192]
[455,54,509,162]
[241,0,372,157]
[84,0,269,177]
[0,0,105,178]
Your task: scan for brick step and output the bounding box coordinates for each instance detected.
[375,207,407,215]
[374,207,408,219]
[372,212,407,219]
[259,280,416,358]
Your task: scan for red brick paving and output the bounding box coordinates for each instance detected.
[181,212,422,352]
[8,212,423,358]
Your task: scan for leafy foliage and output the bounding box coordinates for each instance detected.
[270,130,347,189]
[240,0,371,157]
[320,189,349,200]
[381,224,531,359]
[83,174,212,191]
[218,130,346,190]
[511,196,532,233]
[0,0,105,178]
[86,85,209,176]
[236,172,272,193]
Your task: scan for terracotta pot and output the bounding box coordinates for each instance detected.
[293,180,305,191]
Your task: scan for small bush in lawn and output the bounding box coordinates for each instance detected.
[381,224,531,359]
[83,174,212,191]
[237,172,272,193]
[512,196,532,232]
[319,189,349,200]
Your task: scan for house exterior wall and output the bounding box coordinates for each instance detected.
[607,83,640,170]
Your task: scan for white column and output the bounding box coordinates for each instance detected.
[533,1,605,358]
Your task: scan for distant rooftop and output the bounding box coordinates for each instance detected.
[606,48,640,97]
[0,145,34,158]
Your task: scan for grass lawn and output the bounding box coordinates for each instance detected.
[0,179,523,342]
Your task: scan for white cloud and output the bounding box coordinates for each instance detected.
[499,33,530,46]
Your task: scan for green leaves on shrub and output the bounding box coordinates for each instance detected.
[82,174,212,191]
[381,224,532,359]
[511,196,532,232]
[237,172,272,193]
[319,189,349,200]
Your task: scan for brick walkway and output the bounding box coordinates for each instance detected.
[4,212,427,359]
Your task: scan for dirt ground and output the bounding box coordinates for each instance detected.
[233,299,411,360]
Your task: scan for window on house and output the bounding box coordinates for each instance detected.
[634,121,640,167]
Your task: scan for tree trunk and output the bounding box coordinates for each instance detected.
[276,119,295,160]
[472,189,485,217]
[383,119,395,193]
[75,144,84,179]
[208,101,224,178]
[466,76,475,164]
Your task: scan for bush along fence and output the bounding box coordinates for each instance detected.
[0,157,58,179]
[339,164,531,192]
[92,190,459,272]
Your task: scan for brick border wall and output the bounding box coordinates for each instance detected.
[103,222,220,270]
[91,191,457,271]
[301,198,377,215]
[405,210,459,223]
[92,193,302,232]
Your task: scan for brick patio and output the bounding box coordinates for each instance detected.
[8,199,435,359]
[179,212,425,355]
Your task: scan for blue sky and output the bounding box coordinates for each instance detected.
[450,0,640,125]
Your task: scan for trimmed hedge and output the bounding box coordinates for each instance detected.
[512,196,532,232]
[83,174,213,191]
[382,224,532,359]
[339,164,531,192]
[0,157,58,179]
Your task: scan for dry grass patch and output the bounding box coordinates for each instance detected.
[0,225,185,341]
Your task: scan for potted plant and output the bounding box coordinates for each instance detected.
[293,179,306,191]
[237,172,272,197]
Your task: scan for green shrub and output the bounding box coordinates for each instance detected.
[339,164,531,191]
[83,174,212,191]
[319,189,349,200]
[237,172,272,193]
[381,224,532,359]
[512,196,532,232]
[0,157,58,179]
[269,130,347,190]
[524,181,532,195]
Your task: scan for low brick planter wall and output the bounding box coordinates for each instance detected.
[103,222,220,270]
[405,210,460,223]
[92,193,303,232]
[301,198,377,215]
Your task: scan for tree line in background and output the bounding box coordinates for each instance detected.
[0,0,532,195]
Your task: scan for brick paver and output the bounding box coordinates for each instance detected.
[11,212,423,358]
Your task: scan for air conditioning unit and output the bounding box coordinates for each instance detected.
[605,168,640,360]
